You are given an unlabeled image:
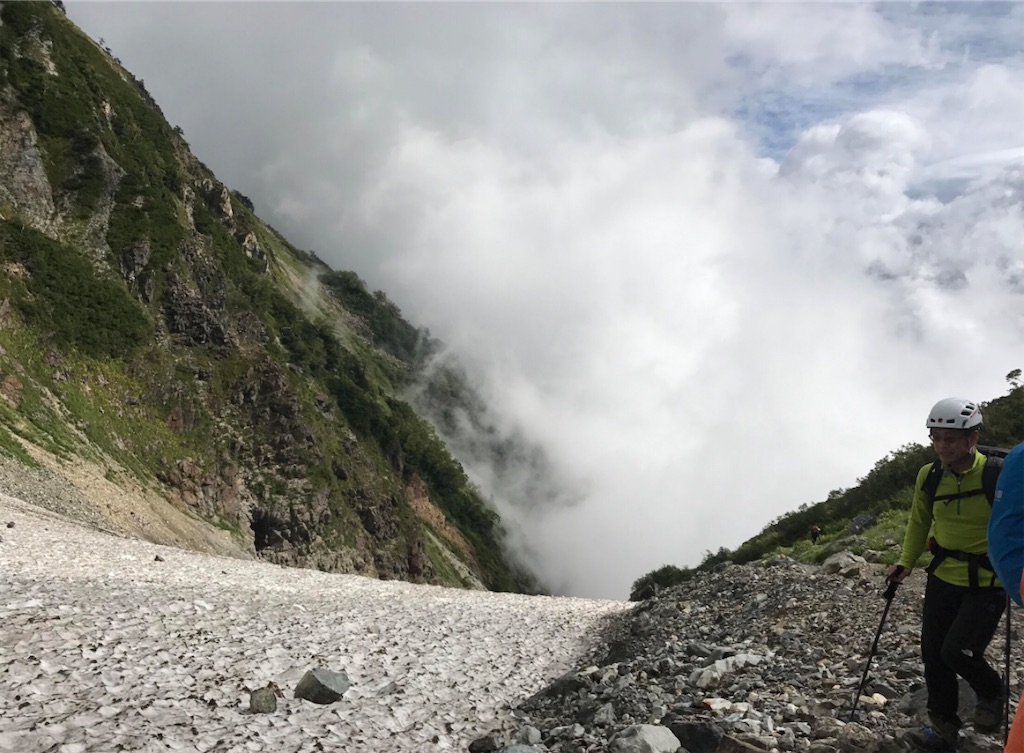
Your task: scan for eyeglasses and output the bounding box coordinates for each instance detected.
[929,432,969,445]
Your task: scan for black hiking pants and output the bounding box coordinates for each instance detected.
[921,573,1005,724]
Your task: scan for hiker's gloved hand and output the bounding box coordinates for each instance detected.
[886,564,910,584]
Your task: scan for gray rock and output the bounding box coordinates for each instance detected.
[607,724,680,752]
[469,735,500,752]
[593,702,616,726]
[667,719,722,753]
[248,686,277,713]
[518,726,542,744]
[821,551,866,575]
[837,721,876,752]
[293,667,350,704]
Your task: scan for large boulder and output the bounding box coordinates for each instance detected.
[848,514,877,534]
[293,668,350,704]
[822,551,868,576]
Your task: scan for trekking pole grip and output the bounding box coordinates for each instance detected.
[884,565,905,600]
[883,579,898,600]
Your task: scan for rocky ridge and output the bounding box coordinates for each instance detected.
[480,554,1019,753]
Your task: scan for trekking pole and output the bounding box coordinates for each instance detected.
[1005,594,1011,747]
[848,574,900,723]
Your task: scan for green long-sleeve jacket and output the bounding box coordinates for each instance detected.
[898,449,1000,588]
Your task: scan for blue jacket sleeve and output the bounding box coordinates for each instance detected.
[988,442,1024,606]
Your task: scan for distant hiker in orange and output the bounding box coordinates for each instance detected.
[809,525,821,544]
[986,442,1024,753]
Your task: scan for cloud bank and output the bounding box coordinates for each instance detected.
[66,2,1023,598]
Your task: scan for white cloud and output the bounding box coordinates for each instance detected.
[722,2,937,77]
[63,2,1024,598]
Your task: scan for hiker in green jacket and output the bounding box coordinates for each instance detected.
[886,398,1005,752]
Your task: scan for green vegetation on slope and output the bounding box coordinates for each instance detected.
[0,1,183,226]
[320,270,434,366]
[0,221,153,358]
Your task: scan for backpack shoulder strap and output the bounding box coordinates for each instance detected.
[923,448,1007,511]
[923,459,943,512]
[982,454,1004,505]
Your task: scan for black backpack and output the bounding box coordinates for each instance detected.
[921,444,1008,509]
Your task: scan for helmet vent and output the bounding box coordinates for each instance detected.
[926,398,982,430]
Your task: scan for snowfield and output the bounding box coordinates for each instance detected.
[0,493,630,753]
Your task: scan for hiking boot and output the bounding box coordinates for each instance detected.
[906,724,958,752]
[973,694,1004,733]
[907,715,960,752]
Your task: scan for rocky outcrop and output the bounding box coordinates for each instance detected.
[199,177,234,223]
[0,103,56,231]
[239,230,268,271]
[120,241,154,301]
[231,361,318,468]
[0,374,23,407]
[67,139,124,262]
[162,272,230,346]
[407,474,487,589]
[161,239,233,346]
[157,456,252,545]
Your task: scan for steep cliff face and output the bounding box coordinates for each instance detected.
[0,1,534,593]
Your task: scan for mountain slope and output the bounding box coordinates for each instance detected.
[0,1,535,593]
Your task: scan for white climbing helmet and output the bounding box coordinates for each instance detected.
[926,397,983,430]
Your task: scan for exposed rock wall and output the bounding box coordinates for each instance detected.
[0,101,55,231]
